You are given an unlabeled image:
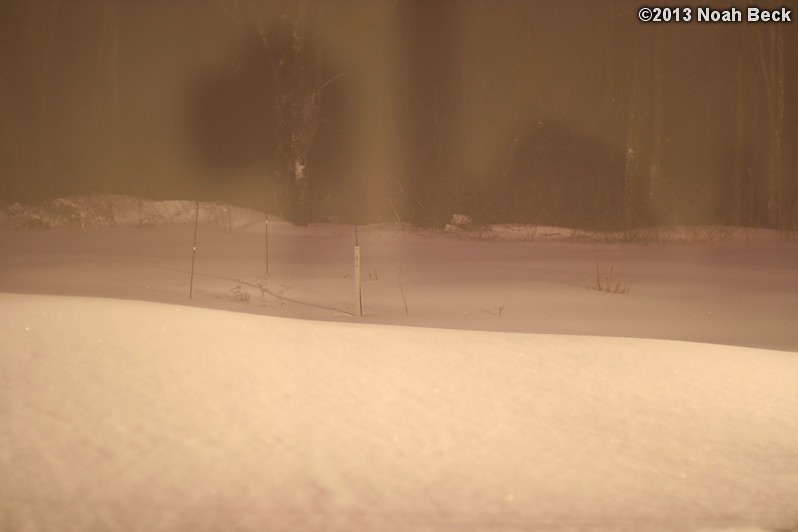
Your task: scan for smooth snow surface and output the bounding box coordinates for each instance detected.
[1,208,797,352]
[2,294,798,532]
[1,200,798,531]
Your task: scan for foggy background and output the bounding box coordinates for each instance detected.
[1,0,796,229]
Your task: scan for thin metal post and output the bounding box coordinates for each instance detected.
[189,201,199,299]
[265,215,269,277]
[354,226,362,316]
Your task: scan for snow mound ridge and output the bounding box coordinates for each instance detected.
[2,292,798,531]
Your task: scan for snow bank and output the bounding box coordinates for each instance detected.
[3,195,795,245]
[2,293,797,531]
[0,195,265,230]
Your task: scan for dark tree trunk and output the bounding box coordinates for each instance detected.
[624,28,643,229]
[731,35,746,226]
[271,0,323,224]
[648,27,663,222]
[754,23,786,228]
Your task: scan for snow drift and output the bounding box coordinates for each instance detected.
[2,293,797,531]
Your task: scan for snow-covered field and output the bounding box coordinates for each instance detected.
[1,197,797,531]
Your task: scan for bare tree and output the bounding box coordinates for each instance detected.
[279,0,321,224]
[623,26,643,229]
[240,0,341,224]
[730,31,748,227]
[648,26,663,219]
[753,21,786,228]
[22,0,60,195]
[92,0,120,190]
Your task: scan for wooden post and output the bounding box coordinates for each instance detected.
[354,226,362,316]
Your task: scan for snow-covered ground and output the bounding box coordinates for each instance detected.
[1,197,797,531]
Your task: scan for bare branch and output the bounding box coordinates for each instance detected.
[317,72,344,96]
